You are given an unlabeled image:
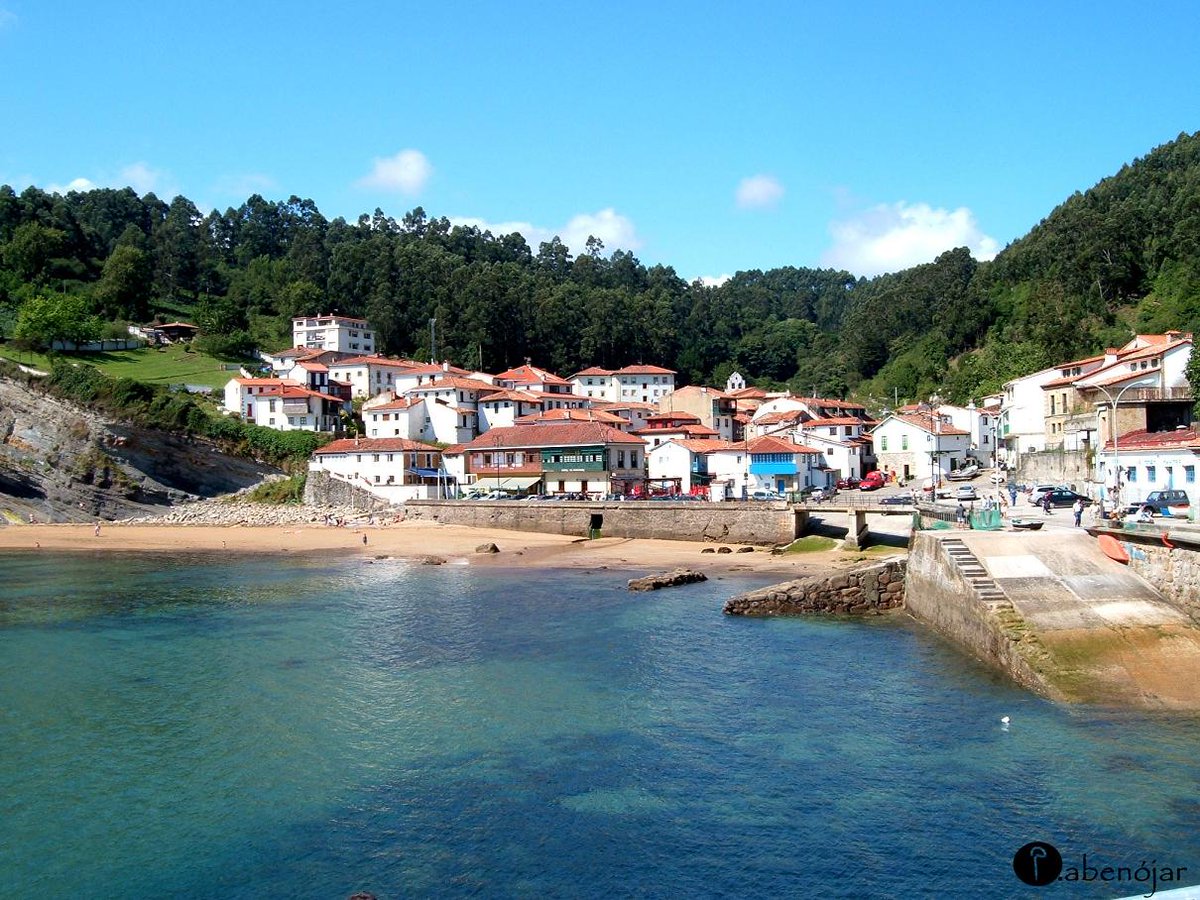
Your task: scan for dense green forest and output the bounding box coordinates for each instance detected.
[4,130,1200,407]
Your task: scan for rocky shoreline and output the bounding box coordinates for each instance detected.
[120,498,398,528]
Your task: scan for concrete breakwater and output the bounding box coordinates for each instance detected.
[724,559,906,616]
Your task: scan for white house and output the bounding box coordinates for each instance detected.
[937,402,1002,468]
[327,356,449,400]
[309,437,447,502]
[872,412,971,485]
[1095,426,1200,511]
[292,314,375,354]
[706,436,826,499]
[362,395,425,439]
[571,364,676,404]
[403,375,496,445]
[223,377,346,432]
[1001,367,1060,461]
[647,438,736,496]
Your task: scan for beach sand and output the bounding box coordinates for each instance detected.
[0,520,874,577]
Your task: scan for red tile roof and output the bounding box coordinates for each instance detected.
[408,376,497,393]
[515,408,628,425]
[633,424,719,438]
[745,435,823,454]
[573,366,614,377]
[651,438,737,454]
[1102,428,1200,451]
[460,422,644,450]
[314,437,440,455]
[480,389,542,403]
[494,364,571,386]
[886,413,970,437]
[615,364,676,375]
[802,417,862,427]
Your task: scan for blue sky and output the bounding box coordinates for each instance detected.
[2,2,1198,283]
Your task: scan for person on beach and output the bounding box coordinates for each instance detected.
[362,533,368,546]
[94,522,101,536]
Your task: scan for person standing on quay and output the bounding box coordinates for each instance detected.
[1073,497,1085,527]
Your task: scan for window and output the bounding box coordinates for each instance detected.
[880,436,888,452]
[1147,465,1156,482]
[1127,468,1138,483]
[1050,396,1056,415]
[901,435,908,451]
[1186,466,1195,483]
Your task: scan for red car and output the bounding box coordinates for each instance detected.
[859,471,886,491]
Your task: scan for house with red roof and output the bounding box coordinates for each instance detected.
[309,437,448,502]
[707,435,828,499]
[570,364,676,404]
[631,412,719,448]
[447,422,647,496]
[655,385,737,440]
[872,412,970,485]
[646,438,738,496]
[1095,426,1200,511]
[222,376,349,432]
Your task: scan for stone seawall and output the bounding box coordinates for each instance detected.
[1122,537,1200,619]
[404,499,797,545]
[723,559,906,616]
[904,532,1053,697]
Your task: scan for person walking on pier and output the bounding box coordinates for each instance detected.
[1073,497,1085,527]
[1042,494,1053,515]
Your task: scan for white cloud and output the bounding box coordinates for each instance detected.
[46,177,97,195]
[821,201,999,276]
[449,207,641,257]
[356,149,432,194]
[696,274,732,288]
[736,174,784,210]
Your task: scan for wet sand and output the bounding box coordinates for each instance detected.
[0,520,869,577]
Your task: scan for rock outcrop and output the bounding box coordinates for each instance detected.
[627,568,709,592]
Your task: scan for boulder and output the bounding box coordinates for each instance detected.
[420,555,447,566]
[475,542,500,554]
[627,568,709,592]
[736,546,755,553]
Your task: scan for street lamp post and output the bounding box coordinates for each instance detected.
[1093,378,1155,511]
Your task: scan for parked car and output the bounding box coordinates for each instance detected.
[879,495,914,506]
[1028,484,1070,505]
[859,471,886,491]
[836,476,861,490]
[750,490,785,501]
[953,486,979,501]
[1140,489,1191,516]
[988,472,1008,485]
[1042,489,1093,508]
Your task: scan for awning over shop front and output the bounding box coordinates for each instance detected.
[408,467,446,479]
[471,475,542,490]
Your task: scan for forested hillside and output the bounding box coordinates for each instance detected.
[3,130,1200,407]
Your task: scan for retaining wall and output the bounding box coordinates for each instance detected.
[304,470,396,513]
[903,531,1052,696]
[723,559,906,616]
[1102,528,1200,618]
[404,499,797,544]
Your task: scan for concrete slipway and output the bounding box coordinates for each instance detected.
[906,529,1200,708]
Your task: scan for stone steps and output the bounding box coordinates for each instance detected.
[941,537,1008,606]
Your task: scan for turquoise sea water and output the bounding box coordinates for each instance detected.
[2,552,1199,899]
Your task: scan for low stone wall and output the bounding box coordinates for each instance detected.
[404,499,797,545]
[1100,528,1200,618]
[1014,448,1090,491]
[303,470,396,513]
[904,532,1052,697]
[723,559,906,616]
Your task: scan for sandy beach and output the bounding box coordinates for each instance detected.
[0,520,872,577]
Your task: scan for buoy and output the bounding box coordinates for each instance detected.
[1000,715,1010,725]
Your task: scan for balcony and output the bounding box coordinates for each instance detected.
[1089,386,1193,404]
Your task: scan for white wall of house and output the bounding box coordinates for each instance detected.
[647,441,700,494]
[873,419,970,483]
[795,431,861,482]
[1001,367,1058,455]
[292,316,375,354]
[309,448,445,502]
[1095,445,1199,509]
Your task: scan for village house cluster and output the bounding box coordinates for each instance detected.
[220,315,1195,509]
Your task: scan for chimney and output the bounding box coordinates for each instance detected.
[442,361,450,372]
